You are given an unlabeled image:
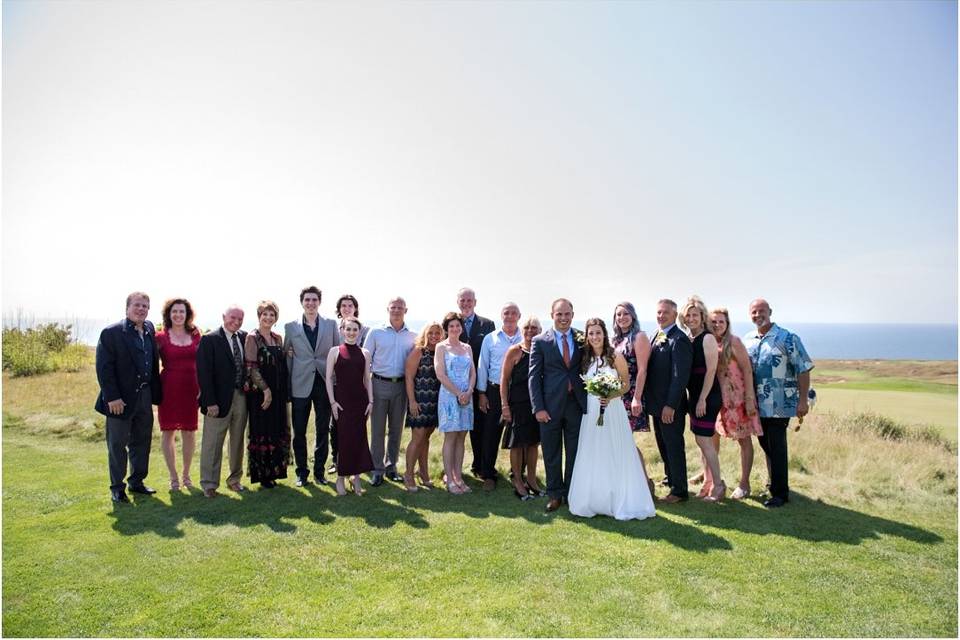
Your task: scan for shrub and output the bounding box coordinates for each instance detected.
[2,323,81,377]
[51,344,91,372]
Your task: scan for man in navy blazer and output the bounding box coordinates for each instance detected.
[528,298,587,512]
[644,299,693,503]
[196,305,249,497]
[95,292,163,503]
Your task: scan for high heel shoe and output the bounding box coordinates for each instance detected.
[352,477,364,496]
[181,476,193,489]
[447,481,464,495]
[403,475,419,492]
[170,479,180,491]
[335,478,347,496]
[704,480,727,503]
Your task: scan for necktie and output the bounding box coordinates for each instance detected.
[231,333,243,387]
[562,332,572,392]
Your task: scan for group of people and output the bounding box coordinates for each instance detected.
[95,286,813,520]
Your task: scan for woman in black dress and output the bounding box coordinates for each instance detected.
[499,316,544,500]
[402,321,444,492]
[325,317,375,496]
[679,296,725,502]
[244,300,291,489]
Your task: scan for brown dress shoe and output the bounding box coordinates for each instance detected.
[203,488,218,499]
[545,498,562,512]
[659,494,687,504]
[483,479,496,492]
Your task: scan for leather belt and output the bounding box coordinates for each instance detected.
[373,373,404,383]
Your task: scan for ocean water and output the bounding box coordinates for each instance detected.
[5,315,957,361]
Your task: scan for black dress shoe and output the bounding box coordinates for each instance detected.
[128,484,156,495]
[314,475,327,485]
[764,496,787,508]
[295,477,309,487]
[111,489,129,503]
[385,471,402,483]
[371,474,385,487]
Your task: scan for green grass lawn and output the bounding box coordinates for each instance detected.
[2,366,958,637]
[817,388,958,441]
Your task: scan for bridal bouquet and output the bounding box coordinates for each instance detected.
[580,369,623,426]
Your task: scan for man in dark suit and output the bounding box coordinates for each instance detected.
[529,298,587,512]
[95,291,163,503]
[455,287,495,478]
[196,305,248,498]
[644,298,693,503]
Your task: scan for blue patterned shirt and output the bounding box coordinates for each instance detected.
[743,324,814,418]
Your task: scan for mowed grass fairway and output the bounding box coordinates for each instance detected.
[3,362,958,637]
[814,360,958,441]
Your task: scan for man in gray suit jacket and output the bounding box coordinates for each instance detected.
[529,298,587,513]
[285,286,340,486]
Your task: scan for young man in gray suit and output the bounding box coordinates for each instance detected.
[285,286,340,486]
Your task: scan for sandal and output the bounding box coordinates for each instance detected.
[403,475,419,492]
[170,479,180,491]
[524,479,545,496]
[181,477,193,489]
[352,477,364,496]
[418,477,435,490]
[731,485,750,500]
[335,478,347,496]
[447,481,464,495]
[704,481,727,503]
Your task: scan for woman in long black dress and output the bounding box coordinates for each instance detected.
[679,296,725,502]
[499,316,544,500]
[402,321,443,492]
[325,317,375,496]
[244,300,291,489]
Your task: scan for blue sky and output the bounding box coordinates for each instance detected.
[3,0,956,327]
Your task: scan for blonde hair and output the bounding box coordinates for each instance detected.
[522,315,542,330]
[256,300,279,318]
[710,307,735,369]
[677,295,710,334]
[415,320,444,350]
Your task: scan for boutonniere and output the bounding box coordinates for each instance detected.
[654,331,668,347]
[573,330,586,347]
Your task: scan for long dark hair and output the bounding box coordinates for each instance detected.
[581,318,616,373]
[161,297,197,333]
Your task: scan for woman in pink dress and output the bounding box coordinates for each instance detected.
[155,298,201,490]
[710,307,763,500]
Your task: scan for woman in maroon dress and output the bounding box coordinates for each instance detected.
[155,298,201,490]
[325,317,375,496]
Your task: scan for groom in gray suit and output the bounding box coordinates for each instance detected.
[285,286,340,486]
[529,298,587,512]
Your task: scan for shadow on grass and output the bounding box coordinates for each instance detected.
[687,492,944,546]
[107,480,430,538]
[106,479,943,551]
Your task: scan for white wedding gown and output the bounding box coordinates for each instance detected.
[568,363,656,521]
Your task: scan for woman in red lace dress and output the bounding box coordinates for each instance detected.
[155,298,201,490]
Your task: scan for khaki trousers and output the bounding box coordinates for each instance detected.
[200,390,247,490]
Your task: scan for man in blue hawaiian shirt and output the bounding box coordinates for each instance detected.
[743,298,814,508]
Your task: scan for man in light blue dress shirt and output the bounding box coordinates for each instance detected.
[362,297,416,486]
[476,302,523,490]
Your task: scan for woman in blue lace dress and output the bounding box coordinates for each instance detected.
[434,312,476,495]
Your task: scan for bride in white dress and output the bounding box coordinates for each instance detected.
[568,318,656,521]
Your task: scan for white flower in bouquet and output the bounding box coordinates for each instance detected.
[580,369,623,426]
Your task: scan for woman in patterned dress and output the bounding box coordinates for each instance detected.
[610,302,654,487]
[710,307,763,499]
[434,312,476,495]
[402,320,444,491]
[244,300,291,489]
[155,298,201,491]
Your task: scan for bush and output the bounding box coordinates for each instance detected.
[834,411,953,451]
[2,323,82,377]
[50,344,91,372]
